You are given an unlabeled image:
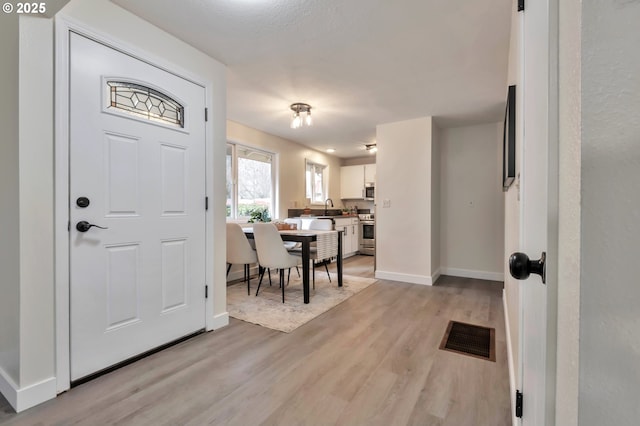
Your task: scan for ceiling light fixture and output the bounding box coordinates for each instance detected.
[365,144,378,154]
[326,148,336,153]
[290,103,312,129]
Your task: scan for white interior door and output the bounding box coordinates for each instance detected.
[69,33,207,380]
[516,0,554,424]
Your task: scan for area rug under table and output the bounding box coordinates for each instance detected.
[227,272,376,333]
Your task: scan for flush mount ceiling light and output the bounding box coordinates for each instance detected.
[290,103,312,129]
[365,144,378,154]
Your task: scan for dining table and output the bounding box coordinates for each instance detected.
[243,227,343,304]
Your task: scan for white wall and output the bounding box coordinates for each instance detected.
[342,156,376,166]
[430,123,441,279]
[227,120,342,219]
[0,15,57,411]
[439,123,504,281]
[556,0,581,423]
[375,117,433,285]
[579,0,640,424]
[0,13,21,388]
[0,10,62,410]
[18,14,56,389]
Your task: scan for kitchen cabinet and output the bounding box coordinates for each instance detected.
[340,164,376,199]
[350,218,359,254]
[364,164,376,183]
[333,218,349,255]
[340,165,365,199]
[334,217,359,258]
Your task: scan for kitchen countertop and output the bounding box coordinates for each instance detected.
[300,215,359,221]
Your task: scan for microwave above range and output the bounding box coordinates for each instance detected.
[364,183,374,200]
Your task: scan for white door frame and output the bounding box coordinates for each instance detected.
[54,15,216,393]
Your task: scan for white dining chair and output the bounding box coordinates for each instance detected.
[253,223,300,303]
[290,218,333,288]
[226,223,258,295]
[283,218,303,277]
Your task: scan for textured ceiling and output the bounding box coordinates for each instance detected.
[112,0,512,158]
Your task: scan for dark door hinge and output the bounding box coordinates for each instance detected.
[205,285,209,299]
[515,390,523,418]
[205,196,209,211]
[205,108,208,122]
[68,221,70,232]
[518,0,524,11]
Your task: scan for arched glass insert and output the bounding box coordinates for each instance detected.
[107,81,184,127]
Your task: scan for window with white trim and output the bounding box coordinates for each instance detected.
[226,143,275,220]
[305,160,328,204]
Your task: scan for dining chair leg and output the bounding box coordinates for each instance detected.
[256,267,265,296]
[296,266,300,277]
[287,268,291,285]
[268,268,272,286]
[246,264,251,295]
[226,263,232,276]
[324,261,331,283]
[312,259,315,290]
[280,269,285,303]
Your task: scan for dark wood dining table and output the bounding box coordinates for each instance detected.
[243,228,343,304]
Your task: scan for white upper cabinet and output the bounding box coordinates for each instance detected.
[340,164,376,199]
[340,165,365,199]
[364,164,376,183]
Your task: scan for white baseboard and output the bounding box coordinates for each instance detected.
[503,289,518,425]
[375,270,433,286]
[431,268,441,284]
[440,267,504,282]
[0,368,56,413]
[0,366,18,411]
[209,312,229,330]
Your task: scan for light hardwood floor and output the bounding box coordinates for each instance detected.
[0,256,511,425]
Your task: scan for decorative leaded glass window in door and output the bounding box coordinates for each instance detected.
[107,81,184,127]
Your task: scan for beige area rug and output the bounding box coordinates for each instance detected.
[227,272,376,333]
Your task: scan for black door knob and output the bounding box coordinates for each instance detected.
[76,221,108,232]
[509,251,546,284]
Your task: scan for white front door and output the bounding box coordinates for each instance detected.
[516,0,556,424]
[69,33,207,380]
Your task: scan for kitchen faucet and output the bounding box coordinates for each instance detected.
[324,198,334,216]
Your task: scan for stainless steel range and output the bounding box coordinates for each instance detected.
[358,214,375,256]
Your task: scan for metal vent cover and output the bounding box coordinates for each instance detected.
[439,321,496,362]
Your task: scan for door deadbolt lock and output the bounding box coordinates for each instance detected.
[76,197,90,208]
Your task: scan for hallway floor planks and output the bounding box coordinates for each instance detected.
[0,256,511,426]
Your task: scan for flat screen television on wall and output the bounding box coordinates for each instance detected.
[502,85,516,191]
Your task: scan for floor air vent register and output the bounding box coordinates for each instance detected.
[439,320,496,362]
